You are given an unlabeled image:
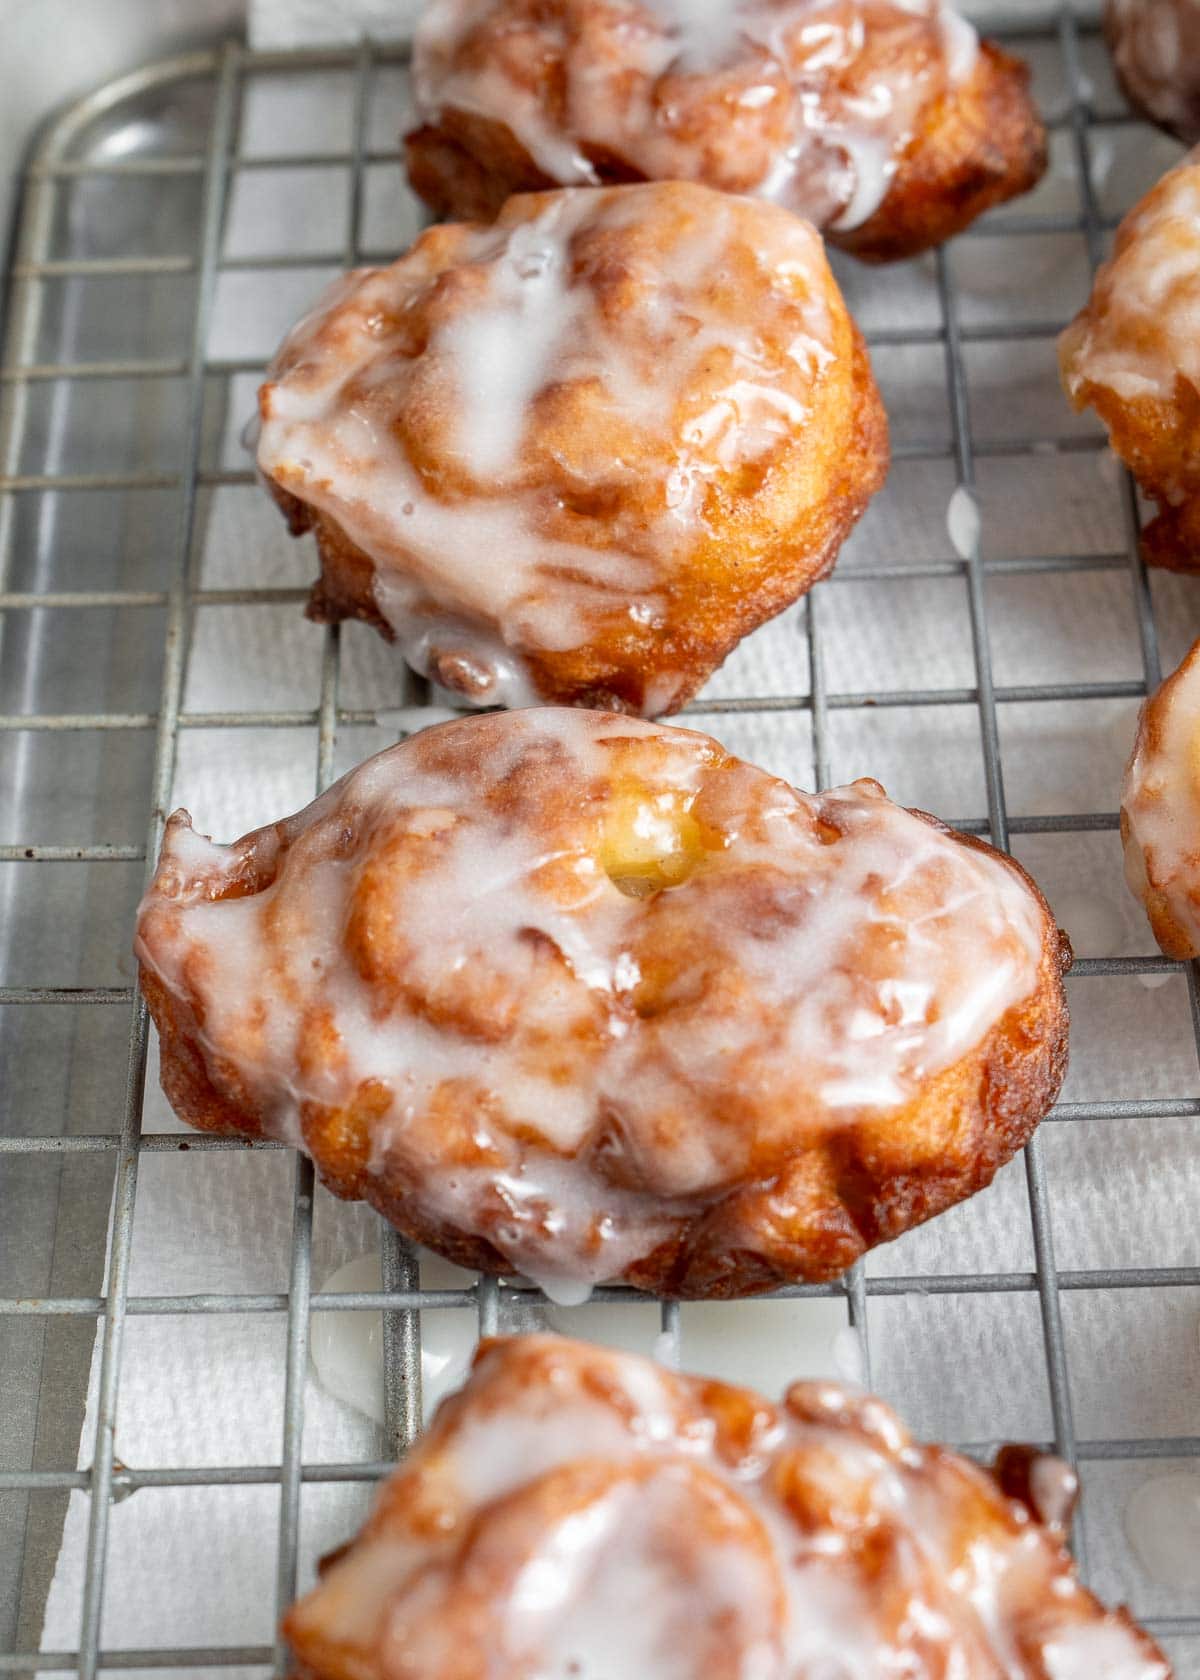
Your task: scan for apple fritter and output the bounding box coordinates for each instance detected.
[282,1335,1168,1680]
[135,709,1070,1301]
[404,0,1047,261]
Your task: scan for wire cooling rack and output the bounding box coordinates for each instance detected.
[1,11,1199,1678]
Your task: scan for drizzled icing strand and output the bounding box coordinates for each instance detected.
[412,0,979,232]
[254,182,849,714]
[135,710,1057,1296]
[282,1335,1171,1680]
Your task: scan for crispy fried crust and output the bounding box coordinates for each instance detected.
[281,1337,1170,1680]
[403,15,1046,261]
[834,43,1048,264]
[136,713,1070,1301]
[1070,379,1200,574]
[1059,150,1200,572]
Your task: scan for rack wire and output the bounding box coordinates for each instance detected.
[1,11,1198,1677]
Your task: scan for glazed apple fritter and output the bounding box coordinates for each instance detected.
[404,0,1048,262]
[254,180,887,717]
[135,709,1070,1301]
[282,1335,1169,1680]
[1060,147,1200,573]
[1123,636,1200,958]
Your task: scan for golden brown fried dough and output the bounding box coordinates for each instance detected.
[1106,0,1200,143]
[404,0,1047,261]
[282,1336,1169,1680]
[254,181,887,717]
[1059,148,1200,572]
[136,709,1070,1301]
[1122,637,1200,957]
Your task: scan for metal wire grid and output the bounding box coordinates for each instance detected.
[0,11,1198,1674]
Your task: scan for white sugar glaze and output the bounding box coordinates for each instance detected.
[284,1336,1168,1680]
[1122,637,1200,956]
[309,1250,477,1425]
[136,709,1050,1293]
[1060,145,1200,408]
[946,483,981,559]
[412,0,980,231]
[254,184,839,713]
